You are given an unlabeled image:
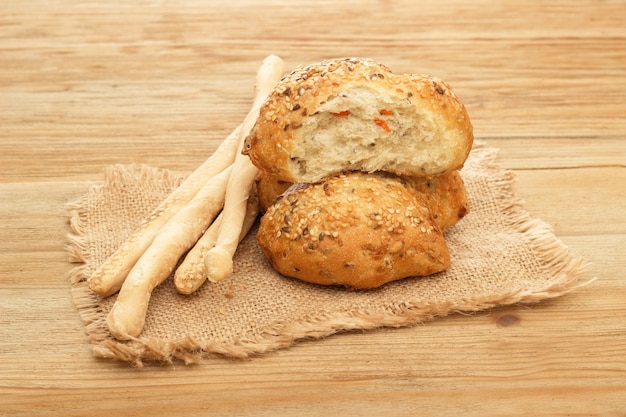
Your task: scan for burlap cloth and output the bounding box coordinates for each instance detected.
[66,144,593,365]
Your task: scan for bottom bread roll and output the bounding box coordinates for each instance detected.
[257,171,454,288]
[256,170,469,232]
[256,173,292,213]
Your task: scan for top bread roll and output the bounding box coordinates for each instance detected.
[243,57,474,183]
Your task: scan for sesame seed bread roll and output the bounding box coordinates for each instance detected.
[405,170,470,231]
[243,57,473,183]
[257,171,451,289]
[256,170,470,232]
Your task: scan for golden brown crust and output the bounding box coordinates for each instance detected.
[405,170,470,231]
[256,171,450,289]
[255,173,292,212]
[243,57,473,183]
[256,170,470,231]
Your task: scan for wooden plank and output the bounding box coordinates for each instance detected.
[2,2,626,181]
[485,138,626,170]
[1,286,624,416]
[1,0,625,416]
[514,167,626,235]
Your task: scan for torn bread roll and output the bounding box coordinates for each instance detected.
[257,171,464,289]
[243,57,473,183]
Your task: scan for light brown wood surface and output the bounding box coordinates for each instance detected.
[1,1,625,415]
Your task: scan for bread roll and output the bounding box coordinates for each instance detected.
[405,170,469,231]
[257,171,451,288]
[255,173,292,212]
[256,170,469,232]
[243,57,473,183]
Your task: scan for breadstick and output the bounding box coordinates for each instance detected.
[204,55,285,283]
[106,166,232,339]
[89,124,242,297]
[174,189,260,295]
[173,213,224,295]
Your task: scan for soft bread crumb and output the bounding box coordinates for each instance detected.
[244,57,473,184]
[290,86,449,182]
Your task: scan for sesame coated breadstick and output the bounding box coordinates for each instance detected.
[106,166,232,339]
[88,124,242,297]
[174,189,260,295]
[103,55,285,339]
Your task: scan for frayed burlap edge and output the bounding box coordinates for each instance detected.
[65,147,595,366]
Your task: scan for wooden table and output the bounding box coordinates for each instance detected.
[2,1,625,415]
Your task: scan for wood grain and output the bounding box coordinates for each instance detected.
[1,0,625,416]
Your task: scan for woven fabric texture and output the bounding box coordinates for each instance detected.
[66,145,592,365]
